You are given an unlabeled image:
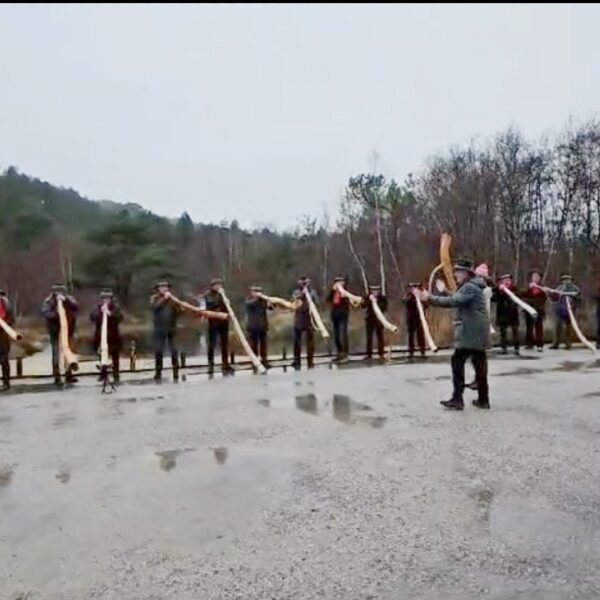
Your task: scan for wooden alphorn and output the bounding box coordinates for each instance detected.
[57,297,79,371]
[566,297,596,353]
[0,316,22,342]
[256,293,298,310]
[413,293,437,352]
[334,283,363,308]
[167,293,229,320]
[499,285,538,318]
[370,295,398,333]
[100,307,110,367]
[303,288,329,339]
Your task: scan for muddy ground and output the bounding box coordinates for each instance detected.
[1,348,599,599]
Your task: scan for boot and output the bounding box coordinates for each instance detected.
[472,399,490,409]
[65,369,78,384]
[440,398,464,410]
[154,354,163,382]
[172,358,179,382]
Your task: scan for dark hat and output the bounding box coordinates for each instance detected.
[51,283,67,293]
[497,273,513,281]
[210,278,224,286]
[249,285,263,292]
[407,282,422,288]
[453,260,474,273]
[333,276,345,283]
[0,288,5,296]
[528,267,543,277]
[560,273,573,280]
[155,280,171,289]
[369,284,381,290]
[100,288,114,299]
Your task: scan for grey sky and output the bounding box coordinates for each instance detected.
[1,3,598,230]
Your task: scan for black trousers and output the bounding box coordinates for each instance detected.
[293,327,315,367]
[248,329,268,363]
[331,311,349,357]
[208,325,229,368]
[366,320,385,358]
[500,322,519,350]
[154,330,179,372]
[525,313,544,348]
[407,320,425,355]
[451,348,488,404]
[553,318,573,349]
[0,336,10,386]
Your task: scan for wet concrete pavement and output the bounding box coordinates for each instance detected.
[1,349,600,599]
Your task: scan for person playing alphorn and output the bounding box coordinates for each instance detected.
[150,280,183,382]
[549,274,581,350]
[291,276,319,370]
[204,278,234,375]
[404,283,427,358]
[245,285,273,369]
[361,284,388,361]
[520,269,547,351]
[90,289,123,383]
[492,274,521,356]
[41,283,79,386]
[326,276,352,363]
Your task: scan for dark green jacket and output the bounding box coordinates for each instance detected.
[429,276,490,350]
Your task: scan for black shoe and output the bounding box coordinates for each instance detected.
[54,377,63,387]
[173,372,179,382]
[262,361,272,370]
[153,371,162,382]
[65,374,78,384]
[292,362,301,371]
[525,345,534,350]
[472,399,490,409]
[537,346,544,353]
[222,366,235,376]
[465,380,478,391]
[363,356,373,362]
[440,399,464,410]
[514,348,520,356]
[500,348,508,355]
[549,345,559,350]
[307,364,315,370]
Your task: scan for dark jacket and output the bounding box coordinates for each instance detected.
[429,276,490,350]
[246,297,272,332]
[0,296,15,348]
[520,285,547,315]
[363,293,388,323]
[492,284,520,326]
[204,290,229,330]
[551,282,581,321]
[403,292,428,325]
[326,287,350,316]
[292,287,319,330]
[41,293,78,337]
[90,301,123,351]
[150,294,181,334]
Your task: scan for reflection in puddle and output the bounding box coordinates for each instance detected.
[497,367,539,377]
[0,465,14,487]
[212,447,228,465]
[155,448,197,472]
[295,394,318,415]
[332,394,386,428]
[0,415,12,424]
[553,361,584,372]
[257,398,270,407]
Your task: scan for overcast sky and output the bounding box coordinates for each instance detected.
[0,3,598,230]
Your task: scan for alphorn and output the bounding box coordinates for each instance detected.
[566,297,596,353]
[0,316,22,342]
[370,295,398,333]
[303,288,329,339]
[334,283,363,308]
[256,293,298,311]
[413,293,438,352]
[100,307,110,367]
[219,288,267,374]
[167,293,229,320]
[532,283,579,297]
[499,285,538,318]
[57,297,78,371]
[483,287,496,335]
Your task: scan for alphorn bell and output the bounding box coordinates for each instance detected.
[166,292,229,321]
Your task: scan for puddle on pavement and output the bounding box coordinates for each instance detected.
[496,367,539,377]
[580,391,600,399]
[553,361,585,372]
[117,395,165,403]
[155,447,197,472]
[0,415,12,424]
[55,467,71,484]
[295,394,318,415]
[0,465,14,487]
[51,412,77,429]
[332,394,386,428]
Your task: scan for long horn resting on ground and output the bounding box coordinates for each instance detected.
[566,297,596,353]
[370,295,398,333]
[167,293,229,320]
[499,285,538,318]
[57,297,78,372]
[0,316,22,342]
[304,288,329,339]
[334,283,363,308]
[219,288,267,374]
[100,307,110,367]
[413,293,438,352]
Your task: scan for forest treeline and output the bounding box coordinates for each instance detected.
[1,117,600,320]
